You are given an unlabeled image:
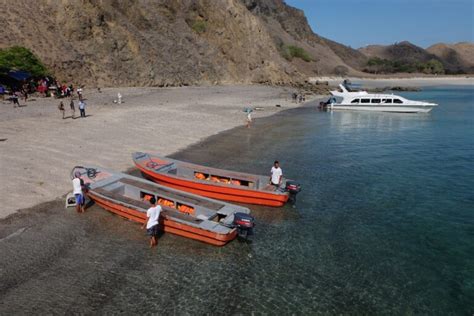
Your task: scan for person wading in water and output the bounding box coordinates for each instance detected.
[270,160,283,189]
[142,196,162,248]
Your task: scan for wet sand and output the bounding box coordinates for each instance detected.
[0,85,319,219]
[0,105,310,314]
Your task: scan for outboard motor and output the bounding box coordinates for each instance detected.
[233,212,255,240]
[285,180,302,204]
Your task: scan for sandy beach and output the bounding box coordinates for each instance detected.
[0,85,319,219]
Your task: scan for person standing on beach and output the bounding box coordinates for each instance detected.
[246,109,252,128]
[11,93,20,107]
[270,160,283,188]
[0,85,5,101]
[22,85,28,103]
[72,172,85,213]
[70,99,75,118]
[142,196,162,248]
[58,101,65,119]
[79,100,86,117]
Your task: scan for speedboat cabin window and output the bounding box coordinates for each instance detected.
[393,99,403,104]
[351,99,360,104]
[361,98,370,103]
[383,99,392,103]
[371,99,381,103]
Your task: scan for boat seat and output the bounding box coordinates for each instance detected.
[92,188,203,224]
[183,165,258,183]
[161,208,203,224]
[119,178,225,210]
[94,187,150,209]
[262,184,277,191]
[153,163,175,172]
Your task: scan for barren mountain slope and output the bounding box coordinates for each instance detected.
[1,0,363,86]
[427,42,474,72]
[359,41,474,73]
[241,0,367,73]
[359,41,437,63]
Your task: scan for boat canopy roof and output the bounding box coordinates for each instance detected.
[331,84,406,99]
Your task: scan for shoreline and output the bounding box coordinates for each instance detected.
[1,102,314,227]
[0,85,321,219]
[1,78,470,219]
[311,76,474,87]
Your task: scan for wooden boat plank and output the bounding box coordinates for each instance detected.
[119,177,225,210]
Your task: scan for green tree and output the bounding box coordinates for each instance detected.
[287,45,312,62]
[280,45,313,62]
[191,20,207,34]
[425,59,445,74]
[0,46,49,76]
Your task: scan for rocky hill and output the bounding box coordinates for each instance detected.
[427,42,474,74]
[359,41,474,74]
[359,41,435,64]
[240,0,367,72]
[0,0,364,87]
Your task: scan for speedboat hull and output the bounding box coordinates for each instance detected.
[329,104,435,113]
[132,153,292,207]
[328,83,438,113]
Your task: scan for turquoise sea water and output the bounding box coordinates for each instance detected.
[173,85,474,314]
[1,86,472,314]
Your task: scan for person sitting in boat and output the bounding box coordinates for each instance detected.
[142,196,162,248]
[72,171,86,213]
[270,161,283,188]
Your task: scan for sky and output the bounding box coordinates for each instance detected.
[285,0,474,48]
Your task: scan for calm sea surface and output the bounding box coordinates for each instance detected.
[0,85,472,314]
[172,85,474,314]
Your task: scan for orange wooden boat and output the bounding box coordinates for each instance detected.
[71,166,254,246]
[132,152,301,207]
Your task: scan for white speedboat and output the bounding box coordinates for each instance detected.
[328,84,437,113]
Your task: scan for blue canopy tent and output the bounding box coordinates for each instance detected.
[7,70,32,81]
[0,70,32,91]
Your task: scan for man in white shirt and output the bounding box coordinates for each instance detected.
[72,171,85,213]
[142,196,162,248]
[270,160,283,188]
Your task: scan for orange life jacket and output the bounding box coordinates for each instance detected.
[178,204,194,215]
[158,198,175,208]
[195,172,206,180]
[220,178,230,184]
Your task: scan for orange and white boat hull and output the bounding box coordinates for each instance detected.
[88,192,237,247]
[136,164,289,207]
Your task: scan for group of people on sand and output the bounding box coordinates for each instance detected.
[292,92,306,103]
[2,78,90,122]
[72,161,284,249]
[35,77,79,99]
[58,98,86,119]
